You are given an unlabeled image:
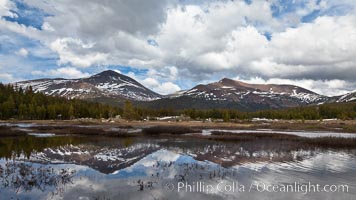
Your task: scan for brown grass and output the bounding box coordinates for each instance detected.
[307,137,356,148]
[0,126,26,137]
[63,126,136,137]
[3,119,356,133]
[206,131,356,148]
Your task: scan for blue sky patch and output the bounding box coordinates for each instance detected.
[3,0,49,30]
[301,4,353,23]
[263,32,272,41]
[244,0,252,5]
[107,66,149,76]
[147,39,159,47]
[271,0,310,18]
[0,30,58,81]
[323,4,354,16]
[301,9,321,23]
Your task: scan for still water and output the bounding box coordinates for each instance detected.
[1,135,356,200]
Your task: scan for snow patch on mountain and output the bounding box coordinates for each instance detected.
[336,91,356,103]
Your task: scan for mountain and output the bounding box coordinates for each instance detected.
[142,78,329,111]
[14,71,355,111]
[333,92,356,103]
[181,78,327,104]
[15,70,162,101]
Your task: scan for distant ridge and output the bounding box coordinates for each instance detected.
[14,71,356,111]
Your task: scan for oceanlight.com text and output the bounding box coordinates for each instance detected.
[165,181,349,194]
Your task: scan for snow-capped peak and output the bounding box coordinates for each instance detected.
[14,70,162,101]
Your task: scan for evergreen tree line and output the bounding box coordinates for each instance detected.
[130,102,356,121]
[0,84,120,120]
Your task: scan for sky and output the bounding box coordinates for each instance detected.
[0,0,356,96]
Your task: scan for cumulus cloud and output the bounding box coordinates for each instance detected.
[154,3,356,82]
[0,0,16,17]
[147,66,179,81]
[141,77,181,95]
[155,82,181,95]
[155,1,276,73]
[1,0,356,95]
[26,0,170,37]
[32,67,90,79]
[153,5,356,95]
[50,38,108,68]
[262,15,356,80]
[0,64,15,82]
[0,0,168,69]
[0,72,14,82]
[126,68,181,95]
[15,48,29,57]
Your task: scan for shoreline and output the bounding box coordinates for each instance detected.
[1,119,356,133]
[2,119,356,149]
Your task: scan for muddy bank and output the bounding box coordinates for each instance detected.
[1,120,356,141]
[2,119,356,132]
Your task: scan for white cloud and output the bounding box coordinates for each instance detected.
[15,48,29,57]
[147,66,179,81]
[0,17,43,40]
[1,0,356,96]
[0,0,17,17]
[245,15,356,81]
[141,77,160,88]
[156,82,181,95]
[142,77,181,95]
[32,67,90,79]
[270,16,356,65]
[50,38,108,68]
[0,64,14,82]
[0,73,14,82]
[25,0,170,36]
[155,1,276,72]
[195,26,269,70]
[127,71,181,95]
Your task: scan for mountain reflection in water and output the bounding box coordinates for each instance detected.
[1,135,356,200]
